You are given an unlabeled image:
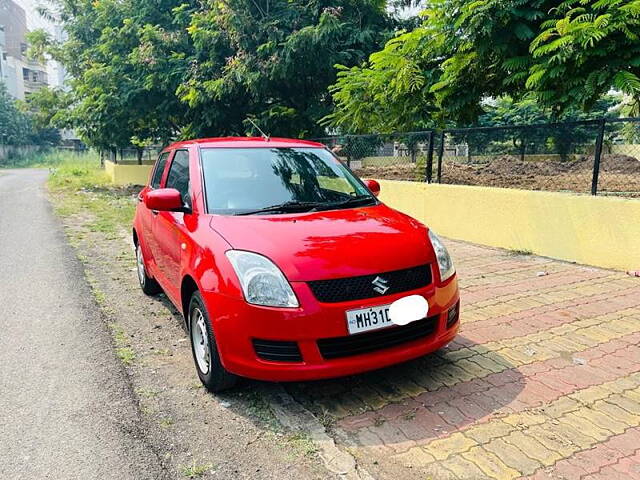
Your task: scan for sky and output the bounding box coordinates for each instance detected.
[14,0,54,33]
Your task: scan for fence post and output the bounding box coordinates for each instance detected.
[425,130,434,183]
[437,130,445,183]
[591,118,606,196]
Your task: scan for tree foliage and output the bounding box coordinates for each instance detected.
[0,83,59,145]
[527,0,640,113]
[326,0,640,133]
[30,0,393,150]
[180,1,392,138]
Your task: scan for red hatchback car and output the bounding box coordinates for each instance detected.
[133,137,460,391]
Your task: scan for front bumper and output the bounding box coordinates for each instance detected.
[203,276,460,382]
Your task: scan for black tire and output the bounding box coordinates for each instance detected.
[188,291,237,392]
[135,242,162,295]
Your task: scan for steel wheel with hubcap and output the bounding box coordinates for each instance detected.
[188,291,237,392]
[136,243,161,295]
[191,308,211,375]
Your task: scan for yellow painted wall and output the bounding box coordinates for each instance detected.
[105,160,152,186]
[378,180,640,271]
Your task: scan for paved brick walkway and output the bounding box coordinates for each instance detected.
[285,239,640,479]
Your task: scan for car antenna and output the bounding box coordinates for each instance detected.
[247,118,270,141]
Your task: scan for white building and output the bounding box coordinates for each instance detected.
[0,0,49,100]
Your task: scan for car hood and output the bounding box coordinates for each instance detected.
[209,204,434,281]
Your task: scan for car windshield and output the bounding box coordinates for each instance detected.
[200,147,376,215]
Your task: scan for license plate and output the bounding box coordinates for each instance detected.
[346,303,393,335]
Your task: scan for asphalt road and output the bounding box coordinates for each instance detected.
[0,169,167,480]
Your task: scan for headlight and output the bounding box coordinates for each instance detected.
[225,250,299,308]
[429,230,455,282]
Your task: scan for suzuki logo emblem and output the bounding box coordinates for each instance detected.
[372,276,390,295]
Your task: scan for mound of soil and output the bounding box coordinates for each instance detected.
[353,153,640,196]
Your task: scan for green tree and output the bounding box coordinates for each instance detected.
[0,83,31,145]
[527,0,640,114]
[30,0,393,151]
[325,0,556,132]
[0,83,59,146]
[180,0,393,138]
[29,0,200,156]
[326,0,640,133]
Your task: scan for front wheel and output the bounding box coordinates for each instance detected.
[189,291,237,392]
[136,243,161,295]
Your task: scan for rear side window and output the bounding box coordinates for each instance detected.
[150,152,170,188]
[165,150,190,204]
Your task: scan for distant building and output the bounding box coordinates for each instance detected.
[0,0,48,100]
[0,25,7,87]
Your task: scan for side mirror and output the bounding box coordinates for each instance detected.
[144,188,186,212]
[364,179,380,197]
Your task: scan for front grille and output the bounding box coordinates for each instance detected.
[317,315,438,359]
[253,339,302,362]
[308,264,432,303]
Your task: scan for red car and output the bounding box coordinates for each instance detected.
[133,137,460,392]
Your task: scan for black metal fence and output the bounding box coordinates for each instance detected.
[103,147,160,165]
[312,118,640,198]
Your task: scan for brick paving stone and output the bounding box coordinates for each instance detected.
[610,455,640,479]
[391,446,436,468]
[439,454,489,479]
[604,428,640,456]
[502,430,562,466]
[464,420,514,445]
[284,239,640,480]
[561,413,612,442]
[462,446,521,480]
[539,421,598,451]
[421,432,476,461]
[484,437,540,475]
[570,407,628,435]
[607,394,640,415]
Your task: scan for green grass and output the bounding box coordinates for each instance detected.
[109,323,136,365]
[116,347,136,365]
[159,417,175,428]
[3,149,101,169]
[180,463,213,478]
[109,323,128,346]
[285,432,318,457]
[45,151,136,236]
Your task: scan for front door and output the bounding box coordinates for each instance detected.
[152,149,192,300]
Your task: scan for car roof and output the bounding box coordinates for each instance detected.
[164,137,326,150]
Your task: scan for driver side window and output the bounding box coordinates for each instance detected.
[165,150,191,206]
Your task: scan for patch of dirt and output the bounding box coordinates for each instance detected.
[48,190,331,480]
[354,154,640,196]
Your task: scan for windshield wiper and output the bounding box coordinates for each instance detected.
[319,195,377,210]
[235,200,323,216]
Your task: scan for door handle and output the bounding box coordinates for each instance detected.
[151,210,159,216]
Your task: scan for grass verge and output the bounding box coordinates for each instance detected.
[46,151,137,238]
